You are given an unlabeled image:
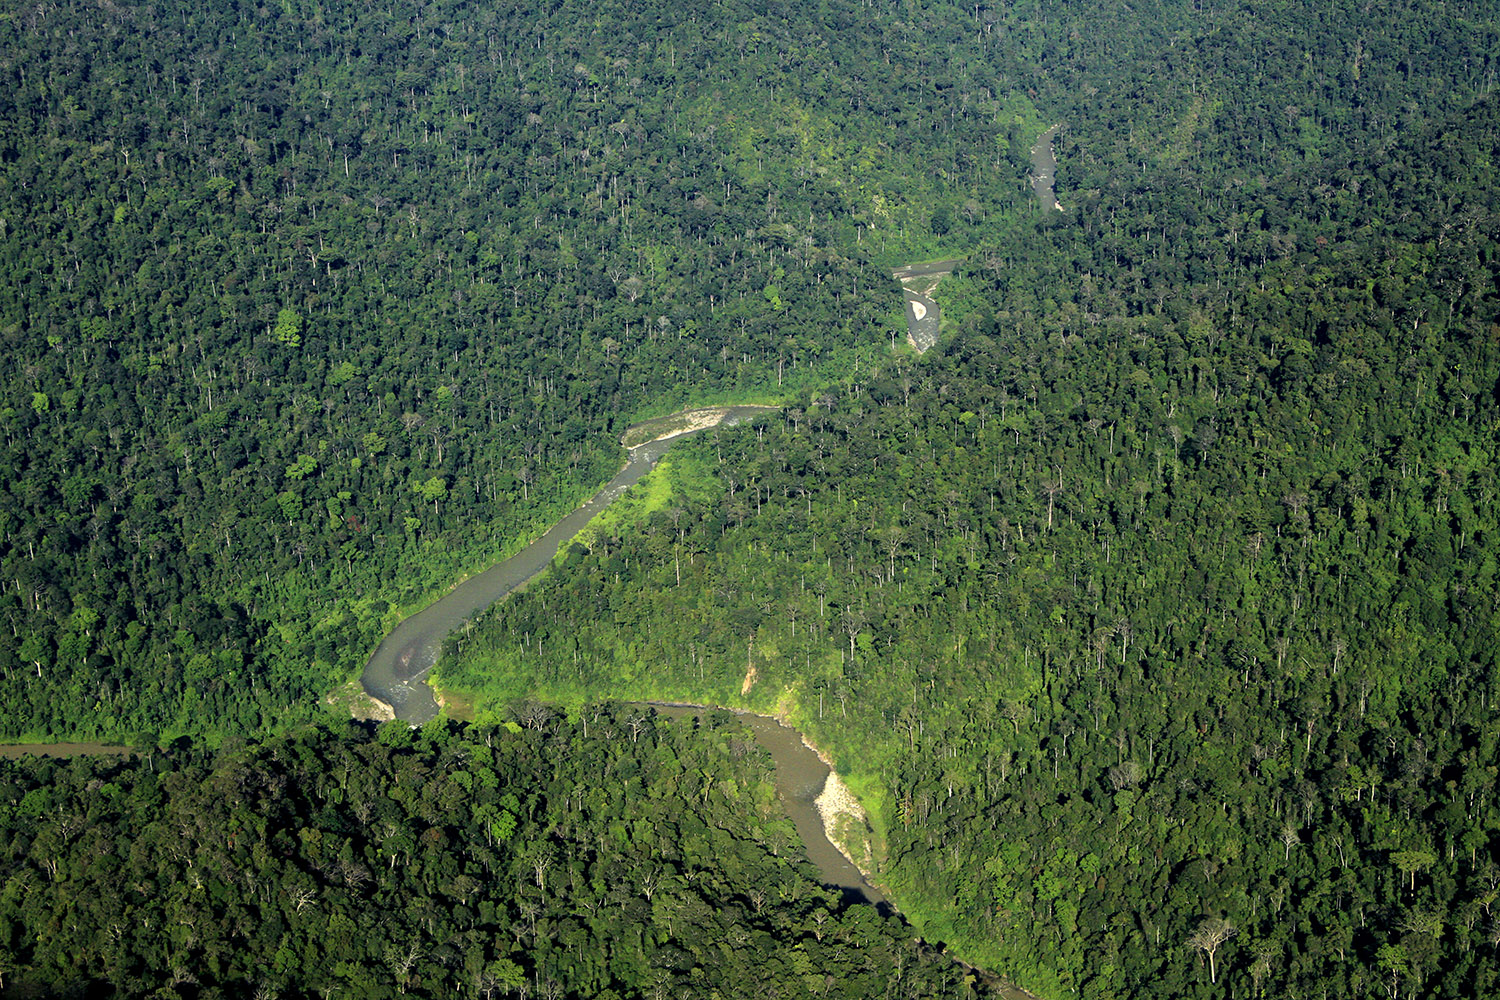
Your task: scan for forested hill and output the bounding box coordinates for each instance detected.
[0,0,1486,749]
[0,0,1048,740]
[0,710,978,999]
[445,132,1500,999]
[2,0,1499,995]
[438,7,1500,999]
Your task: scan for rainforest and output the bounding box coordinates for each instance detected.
[2,0,1498,997]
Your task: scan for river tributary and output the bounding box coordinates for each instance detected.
[891,258,962,354]
[1030,124,1064,211]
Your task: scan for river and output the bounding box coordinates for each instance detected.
[358,404,899,906]
[651,703,887,908]
[1030,124,1064,212]
[359,406,777,723]
[891,258,963,354]
[17,404,1022,992]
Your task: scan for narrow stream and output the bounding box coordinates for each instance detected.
[891,259,962,354]
[1030,123,1064,211]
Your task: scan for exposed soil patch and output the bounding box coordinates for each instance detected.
[327,678,396,721]
[814,764,875,871]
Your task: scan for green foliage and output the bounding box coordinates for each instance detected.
[284,454,318,481]
[2,0,1499,996]
[0,713,973,999]
[440,33,1500,995]
[414,476,448,506]
[3,0,991,741]
[273,308,303,349]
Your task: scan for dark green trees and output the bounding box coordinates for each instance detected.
[0,712,975,998]
[440,20,1500,994]
[1,0,1030,741]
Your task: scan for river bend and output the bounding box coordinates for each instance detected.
[360,407,777,723]
[357,405,899,904]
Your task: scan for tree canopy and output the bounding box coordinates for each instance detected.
[2,0,1499,995]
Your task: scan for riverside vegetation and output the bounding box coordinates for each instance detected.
[2,0,1499,997]
[1,0,1040,742]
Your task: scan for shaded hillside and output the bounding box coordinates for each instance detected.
[445,40,1500,1000]
[2,0,1498,995]
[0,710,978,998]
[0,0,1044,739]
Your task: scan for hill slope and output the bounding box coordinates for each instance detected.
[442,6,1500,995]
[0,0,1043,739]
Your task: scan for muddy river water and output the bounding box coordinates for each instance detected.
[358,405,885,904]
[360,407,777,723]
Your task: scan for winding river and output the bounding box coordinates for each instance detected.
[360,406,776,723]
[357,404,896,905]
[10,404,1024,991]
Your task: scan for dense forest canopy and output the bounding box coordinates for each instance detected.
[439,1,1500,997]
[0,710,978,998]
[0,0,1051,739]
[3,0,1500,996]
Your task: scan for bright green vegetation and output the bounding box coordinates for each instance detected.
[0,0,1036,741]
[0,710,977,998]
[3,0,1500,996]
[440,3,1500,995]
[562,455,693,570]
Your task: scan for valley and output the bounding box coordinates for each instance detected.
[1,0,1498,997]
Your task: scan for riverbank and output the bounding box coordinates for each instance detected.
[643,700,887,907]
[644,701,1040,999]
[814,758,876,870]
[325,677,395,722]
[620,406,773,449]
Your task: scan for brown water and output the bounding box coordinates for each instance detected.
[651,704,887,908]
[360,407,779,722]
[891,259,962,354]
